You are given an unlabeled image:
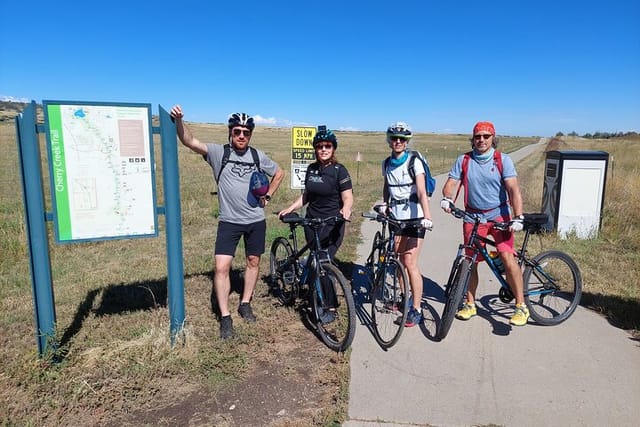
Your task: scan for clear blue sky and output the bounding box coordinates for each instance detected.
[1,0,638,136]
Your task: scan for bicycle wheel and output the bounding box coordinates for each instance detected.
[370,259,410,349]
[269,237,297,306]
[311,263,356,352]
[436,257,470,341]
[523,250,582,325]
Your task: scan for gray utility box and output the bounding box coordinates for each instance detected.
[541,150,609,239]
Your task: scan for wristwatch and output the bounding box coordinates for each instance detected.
[515,214,524,220]
[263,194,271,202]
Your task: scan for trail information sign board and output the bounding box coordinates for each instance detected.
[44,101,158,242]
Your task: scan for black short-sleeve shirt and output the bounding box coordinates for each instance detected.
[304,162,352,218]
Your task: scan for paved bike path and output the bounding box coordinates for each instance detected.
[344,142,640,427]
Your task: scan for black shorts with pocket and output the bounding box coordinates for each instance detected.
[215,220,266,256]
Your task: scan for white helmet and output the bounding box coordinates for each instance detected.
[386,121,412,142]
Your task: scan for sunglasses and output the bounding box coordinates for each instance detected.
[389,137,409,143]
[315,143,334,150]
[232,129,252,137]
[473,134,493,141]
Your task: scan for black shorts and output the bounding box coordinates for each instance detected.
[391,221,426,239]
[215,220,266,256]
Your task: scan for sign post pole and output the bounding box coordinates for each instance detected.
[158,106,186,345]
[16,102,57,357]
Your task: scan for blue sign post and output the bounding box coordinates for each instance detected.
[16,102,57,356]
[158,105,186,344]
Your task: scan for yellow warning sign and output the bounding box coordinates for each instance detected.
[292,127,316,149]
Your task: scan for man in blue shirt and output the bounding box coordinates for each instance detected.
[440,121,528,326]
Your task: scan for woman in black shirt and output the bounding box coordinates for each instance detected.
[278,126,353,259]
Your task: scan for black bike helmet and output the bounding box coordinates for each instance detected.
[228,112,255,130]
[313,125,338,149]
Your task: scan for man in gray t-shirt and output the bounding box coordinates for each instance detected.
[170,105,284,339]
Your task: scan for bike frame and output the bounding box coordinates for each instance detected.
[366,214,413,282]
[456,213,553,299]
[282,217,337,308]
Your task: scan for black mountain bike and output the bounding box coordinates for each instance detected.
[437,203,583,341]
[362,208,424,349]
[269,213,356,352]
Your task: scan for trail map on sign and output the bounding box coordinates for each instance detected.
[45,102,157,242]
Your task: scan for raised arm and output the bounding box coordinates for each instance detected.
[170,105,208,156]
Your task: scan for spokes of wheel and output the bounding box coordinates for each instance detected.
[312,263,356,352]
[371,259,410,349]
[269,237,297,306]
[436,257,470,341]
[524,250,582,325]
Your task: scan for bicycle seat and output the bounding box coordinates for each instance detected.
[281,212,303,224]
[523,213,548,233]
[523,213,548,225]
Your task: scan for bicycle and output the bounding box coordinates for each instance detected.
[362,207,425,349]
[437,202,583,341]
[269,213,356,352]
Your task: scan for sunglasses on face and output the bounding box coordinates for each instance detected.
[232,128,252,137]
[315,143,334,150]
[389,137,409,143]
[473,134,493,141]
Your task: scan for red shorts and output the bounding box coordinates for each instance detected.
[463,215,514,262]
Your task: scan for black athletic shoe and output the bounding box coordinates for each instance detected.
[238,302,257,322]
[319,308,337,325]
[220,315,234,340]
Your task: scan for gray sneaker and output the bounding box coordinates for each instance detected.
[238,302,257,322]
[220,315,234,340]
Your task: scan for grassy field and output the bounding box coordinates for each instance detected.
[0,111,637,426]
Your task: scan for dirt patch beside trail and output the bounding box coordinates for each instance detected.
[109,326,341,427]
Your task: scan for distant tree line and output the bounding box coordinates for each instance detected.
[555,131,639,139]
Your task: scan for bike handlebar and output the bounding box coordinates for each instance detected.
[443,201,549,232]
[278,212,348,228]
[444,201,510,230]
[361,211,425,230]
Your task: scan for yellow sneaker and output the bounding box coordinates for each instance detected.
[510,303,530,326]
[455,303,477,320]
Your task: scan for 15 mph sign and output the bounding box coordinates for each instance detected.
[290,126,316,189]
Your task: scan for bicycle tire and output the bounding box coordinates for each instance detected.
[523,250,582,325]
[436,257,470,341]
[269,237,297,306]
[310,263,356,352]
[370,259,410,349]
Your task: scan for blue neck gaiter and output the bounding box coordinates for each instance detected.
[389,150,409,167]
[473,147,495,162]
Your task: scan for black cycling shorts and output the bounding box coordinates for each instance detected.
[391,221,426,239]
[215,220,266,256]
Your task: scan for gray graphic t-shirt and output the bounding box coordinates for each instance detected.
[205,143,279,224]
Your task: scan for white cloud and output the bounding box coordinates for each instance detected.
[253,114,299,128]
[0,95,30,103]
[253,114,278,125]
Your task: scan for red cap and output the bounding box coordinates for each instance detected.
[473,121,495,135]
